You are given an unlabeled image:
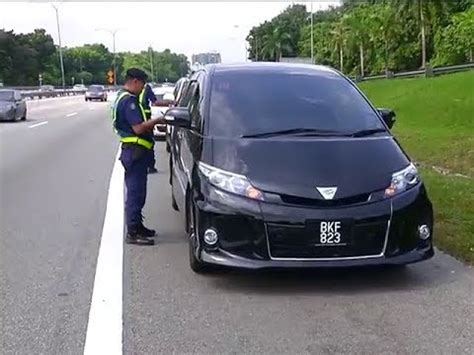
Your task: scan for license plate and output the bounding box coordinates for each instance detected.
[314,220,348,246]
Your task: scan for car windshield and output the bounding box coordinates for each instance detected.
[209,70,385,138]
[0,91,14,101]
[89,86,103,92]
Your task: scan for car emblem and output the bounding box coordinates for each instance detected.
[316,186,337,200]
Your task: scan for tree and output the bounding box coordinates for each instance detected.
[262,26,292,61]
[433,5,474,65]
[331,20,348,72]
[394,0,448,68]
[342,4,372,76]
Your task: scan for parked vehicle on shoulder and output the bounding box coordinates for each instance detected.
[85,85,107,102]
[165,63,434,273]
[73,84,86,92]
[0,89,27,121]
[151,85,175,139]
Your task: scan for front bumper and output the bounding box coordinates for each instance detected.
[193,183,434,269]
[201,246,433,269]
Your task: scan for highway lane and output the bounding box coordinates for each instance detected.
[125,144,474,354]
[0,99,118,354]
[0,97,473,354]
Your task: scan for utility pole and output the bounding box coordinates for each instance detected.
[51,3,65,88]
[96,28,120,85]
[310,1,314,64]
[149,46,154,82]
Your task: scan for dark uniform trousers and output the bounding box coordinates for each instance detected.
[120,143,153,228]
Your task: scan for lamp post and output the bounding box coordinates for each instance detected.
[51,3,65,88]
[96,28,121,85]
[310,1,314,63]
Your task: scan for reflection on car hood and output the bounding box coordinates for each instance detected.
[208,136,410,199]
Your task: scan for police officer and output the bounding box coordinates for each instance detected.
[138,82,158,174]
[113,68,165,245]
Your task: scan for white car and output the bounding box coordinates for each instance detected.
[151,86,175,139]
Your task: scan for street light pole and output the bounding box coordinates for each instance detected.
[96,28,120,86]
[149,46,154,82]
[310,1,314,64]
[51,3,65,88]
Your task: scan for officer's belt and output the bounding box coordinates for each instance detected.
[120,136,153,149]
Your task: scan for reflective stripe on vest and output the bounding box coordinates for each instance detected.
[120,136,153,149]
[113,90,153,150]
[138,87,150,120]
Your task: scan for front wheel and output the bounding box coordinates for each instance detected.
[187,199,210,274]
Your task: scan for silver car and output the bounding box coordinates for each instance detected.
[0,90,27,121]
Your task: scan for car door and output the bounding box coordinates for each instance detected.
[172,77,199,210]
[14,91,25,118]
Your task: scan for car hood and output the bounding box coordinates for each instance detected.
[208,136,410,199]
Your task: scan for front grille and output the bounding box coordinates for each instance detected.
[279,193,370,207]
[267,219,387,259]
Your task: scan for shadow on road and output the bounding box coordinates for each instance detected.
[204,254,465,296]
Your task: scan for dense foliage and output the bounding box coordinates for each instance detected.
[0,29,189,86]
[246,1,473,76]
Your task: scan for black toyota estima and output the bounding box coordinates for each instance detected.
[165,63,434,273]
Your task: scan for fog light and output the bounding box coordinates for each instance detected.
[203,228,218,246]
[418,225,431,240]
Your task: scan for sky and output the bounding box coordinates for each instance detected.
[0,1,340,63]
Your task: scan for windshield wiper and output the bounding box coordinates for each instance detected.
[241,128,348,139]
[350,128,387,137]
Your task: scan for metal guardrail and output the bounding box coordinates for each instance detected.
[354,62,474,82]
[20,89,87,100]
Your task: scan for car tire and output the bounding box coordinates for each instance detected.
[187,198,211,274]
[21,112,26,121]
[169,163,179,211]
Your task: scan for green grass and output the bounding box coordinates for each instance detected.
[359,71,474,263]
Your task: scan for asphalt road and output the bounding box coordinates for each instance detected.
[1,97,473,354]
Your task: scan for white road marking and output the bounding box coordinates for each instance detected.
[28,121,48,129]
[84,149,124,355]
[66,112,78,117]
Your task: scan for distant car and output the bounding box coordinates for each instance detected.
[39,85,54,92]
[0,89,27,121]
[73,84,86,92]
[151,86,175,139]
[85,85,107,102]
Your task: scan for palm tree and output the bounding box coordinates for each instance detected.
[331,20,348,72]
[262,27,292,62]
[395,0,448,68]
[369,4,399,73]
[342,5,371,77]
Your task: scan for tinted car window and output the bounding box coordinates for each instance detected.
[0,91,14,101]
[209,70,384,138]
[89,85,104,92]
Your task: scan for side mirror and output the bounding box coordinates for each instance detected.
[378,108,396,129]
[165,107,191,128]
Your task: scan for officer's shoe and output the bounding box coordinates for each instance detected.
[138,224,156,238]
[148,167,158,174]
[126,230,155,246]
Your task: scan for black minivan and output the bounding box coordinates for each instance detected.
[165,63,434,273]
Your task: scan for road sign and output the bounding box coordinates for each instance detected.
[107,76,114,84]
[107,70,114,77]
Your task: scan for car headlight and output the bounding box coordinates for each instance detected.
[198,162,264,201]
[385,163,420,197]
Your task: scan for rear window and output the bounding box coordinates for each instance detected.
[209,70,383,138]
[0,91,14,101]
[89,86,104,92]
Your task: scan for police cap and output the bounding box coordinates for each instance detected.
[125,68,148,82]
